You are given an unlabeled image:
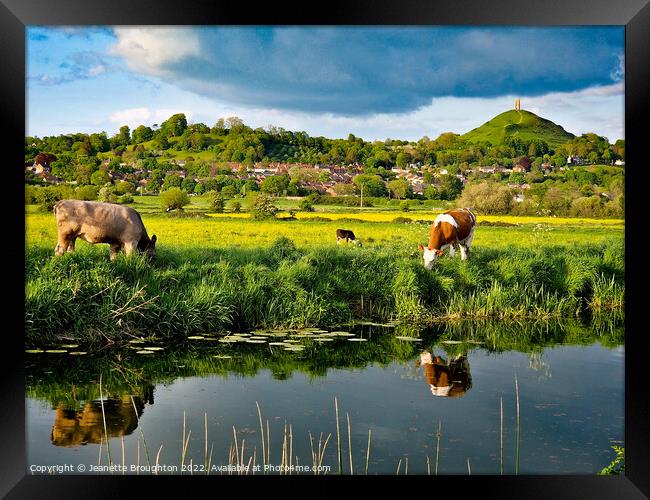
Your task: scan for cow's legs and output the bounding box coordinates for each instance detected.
[449,244,456,258]
[460,227,475,260]
[123,241,138,257]
[109,244,121,261]
[55,233,72,256]
[65,237,76,253]
[337,237,341,245]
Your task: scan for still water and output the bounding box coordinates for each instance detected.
[26,320,624,475]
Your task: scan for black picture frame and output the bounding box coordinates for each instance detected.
[3,0,648,497]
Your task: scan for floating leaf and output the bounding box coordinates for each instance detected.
[45,349,67,353]
[213,355,232,359]
[69,351,88,356]
[440,340,463,344]
[268,342,287,346]
[136,350,154,355]
[143,346,164,351]
[395,336,422,342]
[25,349,44,354]
[60,344,79,349]
[187,336,205,340]
[246,339,267,344]
[347,338,368,342]
[128,340,145,344]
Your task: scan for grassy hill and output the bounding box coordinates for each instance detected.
[462,109,575,149]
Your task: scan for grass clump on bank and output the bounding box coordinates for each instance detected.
[25,235,624,344]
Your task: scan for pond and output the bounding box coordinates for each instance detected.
[25,319,624,475]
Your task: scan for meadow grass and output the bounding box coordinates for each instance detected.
[25,206,624,343]
[26,210,622,250]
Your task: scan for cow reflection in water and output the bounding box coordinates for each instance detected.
[51,386,154,447]
[416,351,472,398]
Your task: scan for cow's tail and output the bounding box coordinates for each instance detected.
[465,207,477,226]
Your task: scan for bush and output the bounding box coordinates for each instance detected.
[400,201,411,212]
[457,182,512,214]
[251,194,279,219]
[161,187,190,212]
[299,199,314,212]
[36,186,75,212]
[570,196,603,217]
[115,180,135,195]
[25,185,39,204]
[98,186,118,203]
[230,201,242,213]
[116,194,134,204]
[209,191,225,213]
[75,185,99,201]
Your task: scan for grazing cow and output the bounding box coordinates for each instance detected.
[336,228,362,246]
[416,351,472,398]
[417,208,476,269]
[54,200,157,260]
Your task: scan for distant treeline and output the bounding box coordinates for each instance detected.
[26,113,624,170]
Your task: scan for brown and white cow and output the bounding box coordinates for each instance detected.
[54,200,157,260]
[417,208,476,269]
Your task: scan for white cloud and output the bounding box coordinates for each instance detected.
[109,27,201,76]
[87,65,106,77]
[108,107,193,128]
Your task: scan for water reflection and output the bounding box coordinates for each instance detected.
[51,386,153,447]
[417,351,472,398]
[24,317,624,475]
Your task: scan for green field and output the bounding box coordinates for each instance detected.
[25,205,624,345]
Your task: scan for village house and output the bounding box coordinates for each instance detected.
[566,155,585,166]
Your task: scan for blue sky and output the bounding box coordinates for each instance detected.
[26,26,625,142]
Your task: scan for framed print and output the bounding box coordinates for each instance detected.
[2,0,649,497]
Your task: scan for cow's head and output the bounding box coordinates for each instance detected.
[143,234,157,260]
[418,244,443,270]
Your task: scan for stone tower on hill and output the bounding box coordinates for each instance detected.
[514,98,521,111]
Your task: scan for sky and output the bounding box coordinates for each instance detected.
[26,26,625,143]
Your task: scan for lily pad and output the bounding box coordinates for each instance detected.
[25,349,44,354]
[128,340,145,344]
[268,342,288,346]
[69,351,88,355]
[187,336,205,340]
[395,336,423,342]
[440,340,463,344]
[246,339,267,344]
[143,346,164,351]
[314,338,334,342]
[60,344,79,349]
[213,355,232,359]
[347,338,368,342]
[135,350,155,355]
[45,349,68,353]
